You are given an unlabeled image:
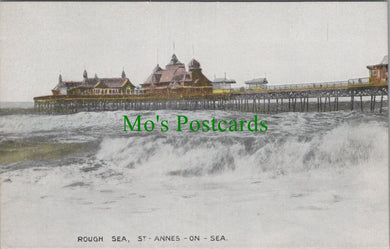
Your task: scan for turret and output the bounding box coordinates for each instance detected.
[188,58,201,71]
[122,68,126,78]
[83,69,88,80]
[170,54,179,64]
[166,54,184,70]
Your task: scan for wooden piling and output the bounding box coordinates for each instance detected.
[268,98,270,113]
[351,91,354,111]
[380,92,384,113]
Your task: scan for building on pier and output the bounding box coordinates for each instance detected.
[141,54,212,95]
[51,69,135,96]
[212,74,236,94]
[245,78,268,89]
[367,55,388,84]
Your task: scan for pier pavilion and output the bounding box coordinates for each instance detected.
[367,55,388,84]
[51,69,135,96]
[35,54,388,114]
[141,54,212,95]
[212,75,236,94]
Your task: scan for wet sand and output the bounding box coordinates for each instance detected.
[0,140,89,164]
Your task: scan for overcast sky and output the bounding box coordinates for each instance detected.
[0,2,387,102]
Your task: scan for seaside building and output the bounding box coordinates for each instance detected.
[212,74,236,94]
[52,69,135,96]
[367,55,388,84]
[245,78,268,89]
[141,54,212,95]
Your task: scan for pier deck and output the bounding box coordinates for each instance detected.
[34,83,388,114]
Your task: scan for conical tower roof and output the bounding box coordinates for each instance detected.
[188,58,201,70]
[169,54,181,64]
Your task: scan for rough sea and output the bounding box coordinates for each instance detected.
[0,102,388,248]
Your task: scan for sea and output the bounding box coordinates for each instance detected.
[0,102,388,248]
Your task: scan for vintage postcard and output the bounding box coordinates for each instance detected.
[0,1,388,248]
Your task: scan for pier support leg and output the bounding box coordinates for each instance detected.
[268,98,270,113]
[317,97,320,112]
[319,97,322,112]
[294,98,297,112]
[288,98,291,112]
[370,95,373,112]
[306,97,309,112]
[323,97,325,112]
[380,92,384,113]
[300,97,303,112]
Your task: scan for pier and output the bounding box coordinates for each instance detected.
[34,83,388,114]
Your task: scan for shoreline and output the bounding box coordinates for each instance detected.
[0,140,90,165]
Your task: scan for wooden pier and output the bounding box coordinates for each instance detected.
[34,84,388,114]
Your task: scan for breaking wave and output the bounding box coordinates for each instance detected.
[93,115,388,179]
[1,110,387,182]
[1,109,388,247]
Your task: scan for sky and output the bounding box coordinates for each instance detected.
[0,2,387,102]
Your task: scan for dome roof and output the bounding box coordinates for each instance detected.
[83,69,88,79]
[188,58,201,70]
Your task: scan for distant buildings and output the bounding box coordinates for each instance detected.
[367,55,388,84]
[141,54,212,95]
[52,69,135,96]
[245,78,268,89]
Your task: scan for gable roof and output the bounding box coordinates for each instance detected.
[143,56,193,86]
[83,78,99,87]
[52,80,82,91]
[143,65,163,85]
[160,67,190,83]
[53,74,135,91]
[94,81,108,88]
[96,78,129,88]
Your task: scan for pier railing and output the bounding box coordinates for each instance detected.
[34,82,388,114]
[234,78,371,93]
